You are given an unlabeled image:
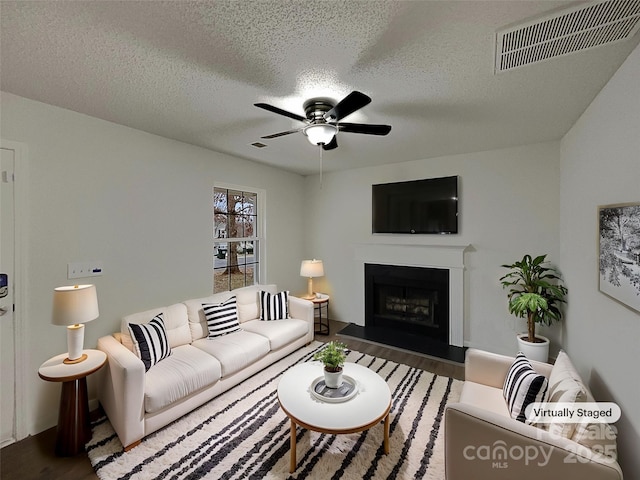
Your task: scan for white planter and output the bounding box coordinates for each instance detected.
[323,369,344,388]
[516,334,550,363]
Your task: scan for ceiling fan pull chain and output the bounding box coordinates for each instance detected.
[319,144,323,189]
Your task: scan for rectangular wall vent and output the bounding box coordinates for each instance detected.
[495,0,640,72]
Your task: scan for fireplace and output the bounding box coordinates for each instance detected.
[365,263,449,343]
[342,244,466,361]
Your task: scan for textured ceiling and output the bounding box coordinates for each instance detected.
[1,1,639,175]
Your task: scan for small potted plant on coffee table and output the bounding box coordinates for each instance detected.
[313,341,347,388]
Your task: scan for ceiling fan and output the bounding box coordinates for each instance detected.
[254,91,391,151]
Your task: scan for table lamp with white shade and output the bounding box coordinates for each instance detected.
[52,284,99,364]
[300,259,324,300]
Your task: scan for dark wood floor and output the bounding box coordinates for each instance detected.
[331,320,465,380]
[0,320,464,479]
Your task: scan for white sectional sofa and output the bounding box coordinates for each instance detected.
[97,284,314,450]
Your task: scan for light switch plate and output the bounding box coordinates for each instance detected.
[68,261,103,279]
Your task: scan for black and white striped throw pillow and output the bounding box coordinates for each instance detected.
[128,313,171,371]
[260,290,289,321]
[203,296,241,337]
[503,352,549,423]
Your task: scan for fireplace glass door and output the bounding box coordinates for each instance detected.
[365,264,449,343]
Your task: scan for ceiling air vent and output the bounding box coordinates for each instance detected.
[495,0,640,73]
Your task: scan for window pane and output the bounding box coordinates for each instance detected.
[214,242,228,269]
[214,188,227,214]
[214,213,227,239]
[229,270,246,290]
[228,190,243,214]
[243,214,256,238]
[243,192,257,216]
[226,241,242,266]
[243,264,256,286]
[227,213,241,238]
[244,240,256,259]
[213,267,229,292]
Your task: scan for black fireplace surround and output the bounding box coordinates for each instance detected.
[365,263,449,343]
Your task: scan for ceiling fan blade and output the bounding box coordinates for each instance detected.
[322,136,338,151]
[338,123,392,136]
[324,91,371,122]
[260,129,301,139]
[254,103,307,123]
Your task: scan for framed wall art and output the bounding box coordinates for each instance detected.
[598,202,640,313]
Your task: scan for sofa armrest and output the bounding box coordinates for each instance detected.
[96,334,146,449]
[465,348,553,388]
[289,296,314,343]
[445,402,622,480]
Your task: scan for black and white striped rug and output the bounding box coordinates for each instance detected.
[87,342,462,479]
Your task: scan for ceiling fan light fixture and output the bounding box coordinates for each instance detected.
[255,91,390,150]
[303,123,337,146]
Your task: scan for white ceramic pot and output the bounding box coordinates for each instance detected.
[324,368,344,388]
[516,334,550,363]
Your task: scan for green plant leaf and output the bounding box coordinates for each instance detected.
[313,341,347,371]
[500,253,568,338]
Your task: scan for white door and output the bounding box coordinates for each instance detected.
[0,147,16,447]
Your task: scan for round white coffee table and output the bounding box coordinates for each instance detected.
[277,361,391,473]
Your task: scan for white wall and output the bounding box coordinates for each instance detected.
[560,43,640,478]
[0,92,307,435]
[303,141,561,355]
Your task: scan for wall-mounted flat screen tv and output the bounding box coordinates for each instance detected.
[372,176,459,234]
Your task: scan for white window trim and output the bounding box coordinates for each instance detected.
[214,182,266,286]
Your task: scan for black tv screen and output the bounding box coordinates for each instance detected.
[372,176,459,234]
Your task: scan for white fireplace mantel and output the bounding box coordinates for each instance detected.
[353,243,470,347]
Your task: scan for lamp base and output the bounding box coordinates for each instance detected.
[63,353,88,364]
[66,323,85,363]
[307,277,314,299]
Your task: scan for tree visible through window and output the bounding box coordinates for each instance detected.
[213,187,259,292]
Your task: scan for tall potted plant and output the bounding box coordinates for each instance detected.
[500,254,568,362]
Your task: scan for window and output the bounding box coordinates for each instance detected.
[213,186,260,292]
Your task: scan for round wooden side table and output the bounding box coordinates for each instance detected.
[311,294,330,335]
[38,349,107,456]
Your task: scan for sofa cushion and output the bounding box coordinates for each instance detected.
[144,344,222,413]
[184,292,234,341]
[242,318,308,350]
[203,297,242,338]
[128,313,172,371]
[121,303,191,351]
[572,389,618,460]
[459,381,511,417]
[192,330,270,377]
[503,353,548,424]
[546,350,588,439]
[234,284,277,322]
[260,290,289,320]
[545,351,618,458]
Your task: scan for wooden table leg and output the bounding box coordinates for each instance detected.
[56,377,91,456]
[383,413,390,454]
[290,418,297,473]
